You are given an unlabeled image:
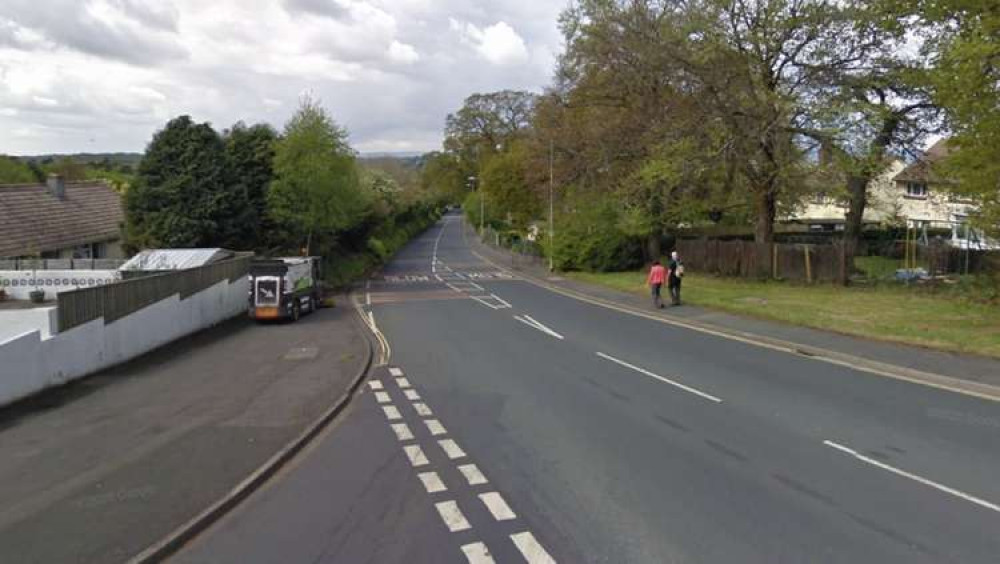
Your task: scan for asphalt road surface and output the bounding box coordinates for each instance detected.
[176,212,1000,564]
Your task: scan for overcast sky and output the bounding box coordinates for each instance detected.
[0,0,566,155]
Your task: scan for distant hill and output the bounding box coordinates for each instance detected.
[16,153,143,166]
[360,151,425,160]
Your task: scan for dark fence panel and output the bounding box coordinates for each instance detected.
[677,239,846,283]
[58,256,251,332]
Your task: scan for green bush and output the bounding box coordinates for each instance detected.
[547,198,644,272]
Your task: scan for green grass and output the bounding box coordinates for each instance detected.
[567,271,1000,358]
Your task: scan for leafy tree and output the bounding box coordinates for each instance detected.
[0,156,37,183]
[419,151,468,203]
[268,96,369,255]
[444,90,536,161]
[922,0,1000,234]
[125,116,229,249]
[480,142,541,231]
[223,122,278,250]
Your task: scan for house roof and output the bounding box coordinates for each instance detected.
[894,139,953,184]
[0,181,124,258]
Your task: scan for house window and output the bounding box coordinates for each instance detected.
[905,182,928,199]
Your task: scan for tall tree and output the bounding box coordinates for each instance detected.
[125,116,229,249]
[223,122,278,250]
[268,96,369,255]
[922,0,1000,233]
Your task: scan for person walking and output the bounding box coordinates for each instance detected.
[667,251,684,306]
[647,260,667,309]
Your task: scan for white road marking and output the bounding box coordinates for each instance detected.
[511,532,556,564]
[435,500,472,532]
[461,542,496,564]
[458,464,488,486]
[514,314,565,340]
[389,367,404,377]
[425,419,447,436]
[596,352,722,403]
[479,492,517,521]
[413,402,433,417]
[471,293,513,310]
[374,391,391,404]
[390,423,414,441]
[824,440,1000,514]
[439,439,467,460]
[368,380,384,390]
[382,405,402,420]
[404,444,429,467]
[395,377,411,389]
[404,389,421,401]
[418,471,447,493]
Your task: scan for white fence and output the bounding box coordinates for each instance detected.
[0,270,120,300]
[0,275,249,407]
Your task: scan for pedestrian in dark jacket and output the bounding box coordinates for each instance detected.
[667,251,683,306]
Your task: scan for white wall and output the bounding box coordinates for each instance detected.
[0,276,249,407]
[0,270,120,300]
[0,307,57,344]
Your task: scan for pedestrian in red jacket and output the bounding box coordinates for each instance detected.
[647,260,667,309]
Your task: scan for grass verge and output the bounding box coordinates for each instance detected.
[566,271,1000,358]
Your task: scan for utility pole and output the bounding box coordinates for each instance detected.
[548,138,555,271]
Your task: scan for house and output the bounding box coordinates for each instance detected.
[785,139,977,231]
[890,139,977,226]
[0,175,125,260]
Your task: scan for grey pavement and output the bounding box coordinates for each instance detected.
[0,302,367,564]
[173,212,1000,563]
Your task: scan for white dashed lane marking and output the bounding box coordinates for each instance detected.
[396,377,412,389]
[511,532,557,564]
[404,444,429,467]
[479,492,517,521]
[390,423,414,441]
[824,440,1000,514]
[404,389,421,401]
[389,367,404,377]
[382,405,402,421]
[374,391,391,404]
[458,464,488,486]
[435,500,472,532]
[425,419,448,436]
[413,402,434,417]
[368,380,383,390]
[596,351,722,403]
[418,471,448,493]
[461,542,496,564]
[439,439,467,460]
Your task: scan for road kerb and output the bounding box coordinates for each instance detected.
[126,292,376,564]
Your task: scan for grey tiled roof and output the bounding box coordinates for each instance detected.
[0,181,124,258]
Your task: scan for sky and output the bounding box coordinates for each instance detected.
[0,0,566,155]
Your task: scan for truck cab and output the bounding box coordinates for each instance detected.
[248,257,322,321]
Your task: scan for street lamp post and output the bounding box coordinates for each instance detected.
[548,138,555,271]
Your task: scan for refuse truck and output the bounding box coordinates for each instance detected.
[248,257,322,321]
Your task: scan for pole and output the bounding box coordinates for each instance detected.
[548,138,555,271]
[480,191,484,233]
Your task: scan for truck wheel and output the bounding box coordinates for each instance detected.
[292,301,301,322]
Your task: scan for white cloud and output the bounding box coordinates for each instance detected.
[451,19,530,65]
[388,40,419,64]
[0,0,564,155]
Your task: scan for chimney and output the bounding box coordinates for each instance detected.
[46,174,65,200]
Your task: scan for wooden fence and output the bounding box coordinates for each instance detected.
[675,239,847,283]
[57,256,251,332]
